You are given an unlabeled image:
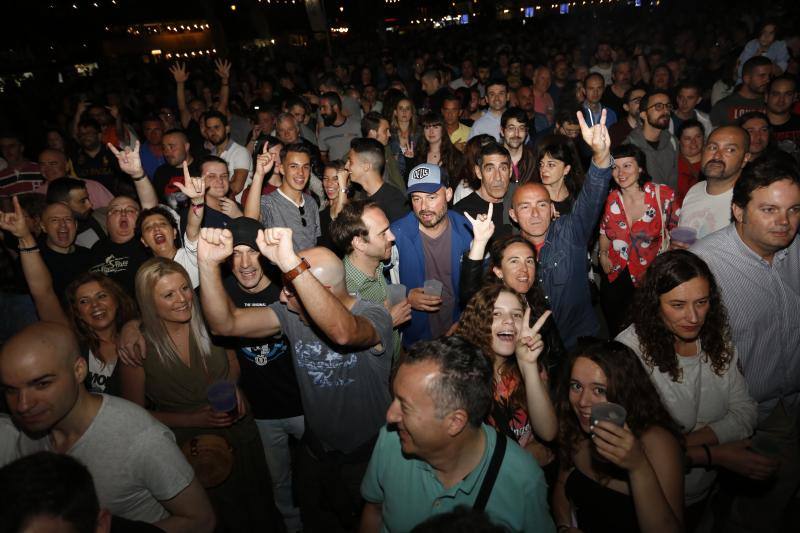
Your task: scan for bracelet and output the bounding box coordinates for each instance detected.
[132,173,146,182]
[702,444,712,465]
[18,244,39,253]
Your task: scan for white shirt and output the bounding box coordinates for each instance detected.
[214,140,253,203]
[678,181,734,239]
[617,325,757,504]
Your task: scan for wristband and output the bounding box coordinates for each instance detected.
[18,244,39,253]
[132,173,146,182]
[282,257,310,283]
[702,444,712,465]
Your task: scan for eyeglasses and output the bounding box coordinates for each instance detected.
[646,102,673,112]
[298,204,307,227]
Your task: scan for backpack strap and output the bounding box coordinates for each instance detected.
[473,430,507,512]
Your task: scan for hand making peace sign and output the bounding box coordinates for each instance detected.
[516,308,551,368]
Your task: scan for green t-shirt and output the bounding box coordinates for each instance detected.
[361,424,556,532]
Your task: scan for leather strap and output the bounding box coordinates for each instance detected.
[473,430,507,512]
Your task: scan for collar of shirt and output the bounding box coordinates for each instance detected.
[276,187,305,208]
[344,255,386,296]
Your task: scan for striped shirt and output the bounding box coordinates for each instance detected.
[691,224,800,420]
[343,256,400,362]
[0,162,43,198]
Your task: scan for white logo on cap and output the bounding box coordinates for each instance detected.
[411,167,430,180]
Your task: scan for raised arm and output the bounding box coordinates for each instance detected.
[215,59,231,116]
[71,100,90,140]
[169,63,191,128]
[244,141,274,220]
[0,197,69,326]
[197,228,281,338]
[257,227,382,347]
[174,163,206,243]
[108,141,158,209]
[516,309,558,441]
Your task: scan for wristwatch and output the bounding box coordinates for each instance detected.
[282,257,310,283]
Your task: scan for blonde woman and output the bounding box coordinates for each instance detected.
[120,257,278,531]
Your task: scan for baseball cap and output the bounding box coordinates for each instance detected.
[227,217,263,250]
[407,163,446,195]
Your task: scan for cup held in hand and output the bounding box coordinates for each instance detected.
[207,380,237,416]
[423,279,443,298]
[387,284,407,306]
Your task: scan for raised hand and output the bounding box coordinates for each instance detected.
[108,140,144,178]
[576,109,611,168]
[214,59,232,81]
[75,99,90,118]
[253,141,275,180]
[463,202,495,243]
[256,227,298,272]
[106,104,120,121]
[516,308,550,367]
[0,196,31,239]
[174,161,206,204]
[169,62,189,84]
[197,227,234,265]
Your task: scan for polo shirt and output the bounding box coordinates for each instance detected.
[361,424,555,533]
[448,123,471,148]
[343,256,400,361]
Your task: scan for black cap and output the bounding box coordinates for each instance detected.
[227,217,263,250]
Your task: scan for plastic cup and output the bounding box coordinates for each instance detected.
[423,279,443,298]
[387,284,407,306]
[670,227,698,246]
[207,380,237,416]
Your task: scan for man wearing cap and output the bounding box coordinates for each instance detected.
[217,217,305,533]
[197,225,393,531]
[390,163,474,348]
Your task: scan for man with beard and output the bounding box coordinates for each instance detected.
[45,177,107,248]
[500,107,537,185]
[330,200,410,362]
[453,141,514,241]
[87,195,149,295]
[738,112,774,162]
[151,129,203,206]
[318,92,362,163]
[72,119,130,197]
[205,111,252,202]
[139,116,166,179]
[215,217,305,533]
[711,56,770,127]
[609,87,646,148]
[625,90,679,189]
[509,110,612,350]
[677,125,751,240]
[346,138,408,223]
[36,149,113,209]
[390,164,473,348]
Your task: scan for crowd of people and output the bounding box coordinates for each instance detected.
[0,2,799,532]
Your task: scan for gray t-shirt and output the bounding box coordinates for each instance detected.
[422,224,455,338]
[17,395,194,524]
[270,298,393,454]
[260,190,321,251]
[318,117,362,161]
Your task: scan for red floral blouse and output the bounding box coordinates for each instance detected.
[600,182,681,286]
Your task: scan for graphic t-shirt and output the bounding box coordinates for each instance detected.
[88,238,150,295]
[221,276,303,420]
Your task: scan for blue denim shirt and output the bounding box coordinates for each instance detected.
[536,161,612,350]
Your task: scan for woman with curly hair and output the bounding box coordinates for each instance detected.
[412,112,466,188]
[552,340,685,533]
[534,134,586,216]
[457,282,557,465]
[616,250,758,529]
[459,206,567,375]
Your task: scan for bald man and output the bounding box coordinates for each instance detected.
[509,111,613,349]
[197,225,393,531]
[0,322,215,532]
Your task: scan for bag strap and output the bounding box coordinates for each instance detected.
[654,184,669,252]
[473,430,507,512]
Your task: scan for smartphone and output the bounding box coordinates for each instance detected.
[591,402,627,428]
